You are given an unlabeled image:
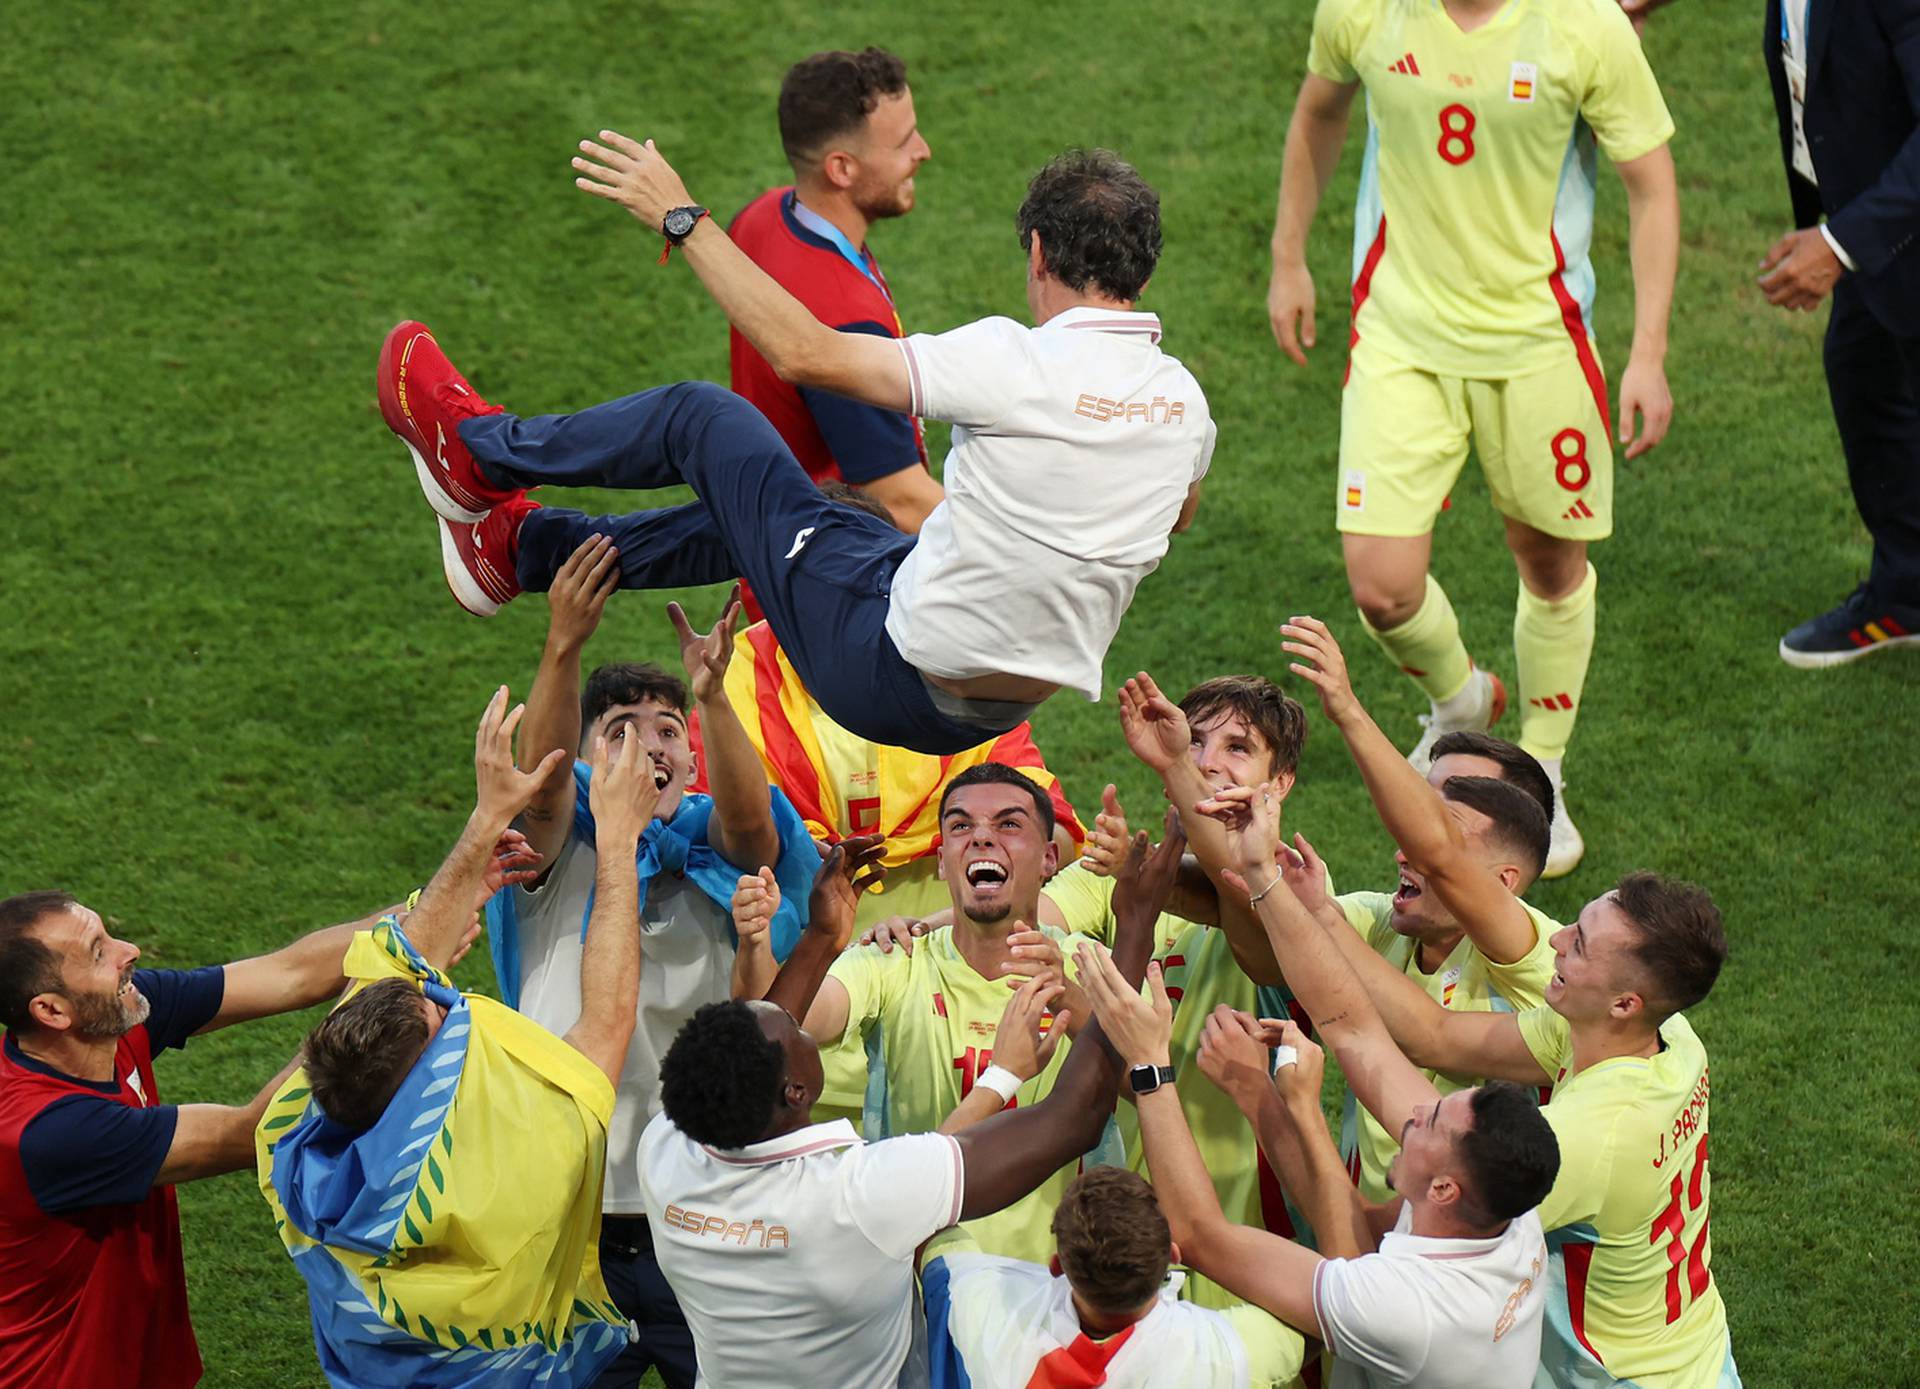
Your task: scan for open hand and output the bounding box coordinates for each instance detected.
[1081,784,1131,878]
[668,584,745,705]
[1076,943,1173,1067]
[588,725,663,846]
[1192,785,1284,887]
[474,686,571,828]
[473,829,545,915]
[989,975,1069,1083]
[1278,616,1361,725]
[1117,673,1191,773]
[1276,831,1330,915]
[808,834,887,951]
[573,130,696,231]
[548,535,622,651]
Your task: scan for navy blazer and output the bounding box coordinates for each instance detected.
[1764,0,1920,329]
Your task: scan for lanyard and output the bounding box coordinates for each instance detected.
[789,194,891,303]
[1780,0,1807,49]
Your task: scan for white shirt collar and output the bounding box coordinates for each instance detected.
[1038,305,1164,345]
[1380,1201,1520,1261]
[699,1117,861,1167]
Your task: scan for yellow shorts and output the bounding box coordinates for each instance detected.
[1336,336,1613,540]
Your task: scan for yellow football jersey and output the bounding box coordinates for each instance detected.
[1307,0,1673,378]
[829,923,1088,1264]
[1520,1006,1733,1388]
[1335,890,1558,1203]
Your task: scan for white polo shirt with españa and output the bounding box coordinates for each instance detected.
[1312,1204,1548,1389]
[888,308,1216,701]
[635,1113,964,1389]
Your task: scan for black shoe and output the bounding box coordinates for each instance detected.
[1779,585,1920,669]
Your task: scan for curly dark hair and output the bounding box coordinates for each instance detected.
[778,47,910,167]
[660,1001,786,1148]
[1456,1081,1561,1227]
[1016,149,1162,302]
[1051,1167,1172,1313]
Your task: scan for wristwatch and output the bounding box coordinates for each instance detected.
[661,204,709,244]
[1128,1062,1177,1096]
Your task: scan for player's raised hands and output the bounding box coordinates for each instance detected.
[474,829,546,914]
[1081,784,1132,878]
[1197,1005,1278,1116]
[573,130,695,231]
[1191,784,1284,886]
[807,834,887,951]
[858,914,928,956]
[1076,943,1173,1068]
[1111,806,1188,937]
[547,534,621,651]
[1266,1018,1325,1111]
[668,583,744,705]
[588,726,663,847]
[1117,673,1192,773]
[1617,355,1673,460]
[989,975,1069,1083]
[474,686,571,828]
[1279,616,1362,725]
[1268,261,1317,368]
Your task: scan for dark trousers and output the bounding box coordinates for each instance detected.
[592,1216,697,1389]
[458,381,1000,755]
[1826,277,1920,606]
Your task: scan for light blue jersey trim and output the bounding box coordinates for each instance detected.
[1550,122,1602,335]
[1352,107,1387,284]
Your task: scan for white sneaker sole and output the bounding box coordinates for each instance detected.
[437,518,501,617]
[406,438,490,525]
[1778,633,1920,669]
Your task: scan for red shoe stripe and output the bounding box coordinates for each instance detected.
[1849,629,1871,647]
[1883,616,1910,637]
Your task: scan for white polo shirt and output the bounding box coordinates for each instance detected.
[635,1113,965,1389]
[1312,1205,1547,1389]
[888,308,1215,702]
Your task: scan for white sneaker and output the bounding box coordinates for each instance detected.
[1407,668,1508,773]
[1541,768,1584,879]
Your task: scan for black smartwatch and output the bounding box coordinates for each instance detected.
[661,205,709,244]
[1128,1062,1176,1096]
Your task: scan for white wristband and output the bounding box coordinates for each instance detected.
[974,1065,1023,1105]
[1272,1044,1299,1071]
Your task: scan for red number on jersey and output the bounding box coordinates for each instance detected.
[847,796,882,835]
[1552,428,1592,492]
[1648,1133,1712,1324]
[1437,104,1477,165]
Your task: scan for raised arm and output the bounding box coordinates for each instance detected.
[768,836,887,1028]
[729,868,781,1001]
[1280,618,1539,966]
[561,729,660,1084]
[155,1055,303,1185]
[1268,73,1359,367]
[517,535,622,865]
[950,825,1179,1219]
[410,688,570,972]
[1079,945,1325,1338]
[574,133,911,411]
[671,586,779,875]
[204,904,402,1033]
[1195,786,1439,1140]
[1614,142,1677,460]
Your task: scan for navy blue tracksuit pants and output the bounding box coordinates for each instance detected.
[459,381,995,755]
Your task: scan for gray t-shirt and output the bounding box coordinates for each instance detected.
[510,832,736,1214]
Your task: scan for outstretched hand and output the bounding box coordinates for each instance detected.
[473,829,545,915]
[1081,784,1132,878]
[1117,673,1192,773]
[573,130,696,231]
[1191,785,1283,887]
[1276,832,1331,915]
[474,686,571,828]
[588,726,663,846]
[1278,616,1362,725]
[548,534,622,650]
[807,834,887,951]
[989,975,1069,1083]
[1077,944,1173,1067]
[1197,1006,1278,1115]
[668,584,744,704]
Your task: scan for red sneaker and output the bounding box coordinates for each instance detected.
[378,320,516,524]
[437,497,538,617]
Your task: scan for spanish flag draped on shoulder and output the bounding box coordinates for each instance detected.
[256,921,630,1389]
[691,621,1084,867]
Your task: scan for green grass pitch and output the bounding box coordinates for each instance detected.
[3,1,1915,1384]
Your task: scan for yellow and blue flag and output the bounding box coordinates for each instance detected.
[257,921,631,1388]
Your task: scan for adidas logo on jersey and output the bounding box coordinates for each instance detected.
[1562,498,1596,521]
[1388,52,1421,76]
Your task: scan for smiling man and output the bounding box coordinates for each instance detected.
[728,47,942,532]
[792,764,1101,1262]
[0,878,416,1385]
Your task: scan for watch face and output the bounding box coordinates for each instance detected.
[1128,1063,1161,1095]
[664,209,695,238]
